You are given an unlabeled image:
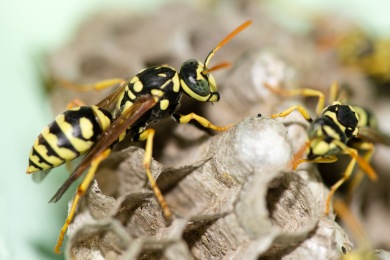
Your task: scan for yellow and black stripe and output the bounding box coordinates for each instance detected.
[306,102,360,158]
[27,106,112,173]
[114,66,182,134]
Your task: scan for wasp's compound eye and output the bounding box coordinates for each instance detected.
[179,59,219,102]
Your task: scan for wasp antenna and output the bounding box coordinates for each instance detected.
[204,20,252,68]
[202,61,231,75]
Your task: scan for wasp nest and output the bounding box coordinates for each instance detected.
[46,1,390,259]
[65,117,352,259]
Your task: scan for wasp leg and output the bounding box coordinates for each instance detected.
[325,151,357,215]
[271,105,313,123]
[328,81,350,103]
[173,112,233,131]
[328,81,339,104]
[346,142,375,203]
[325,140,377,215]
[59,78,126,92]
[264,83,325,115]
[293,155,337,170]
[333,198,369,249]
[138,128,172,220]
[54,149,112,254]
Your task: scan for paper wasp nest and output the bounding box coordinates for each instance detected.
[65,117,351,259]
[46,1,390,259]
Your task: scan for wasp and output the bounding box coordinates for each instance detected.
[27,20,252,253]
[266,82,390,214]
[314,21,390,90]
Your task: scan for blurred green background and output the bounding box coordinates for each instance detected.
[0,0,388,259]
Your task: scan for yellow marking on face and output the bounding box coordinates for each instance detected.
[160,99,169,110]
[208,93,219,102]
[158,73,167,77]
[195,64,204,80]
[55,115,93,153]
[208,74,217,93]
[133,80,143,93]
[311,139,330,156]
[151,89,164,97]
[323,125,340,140]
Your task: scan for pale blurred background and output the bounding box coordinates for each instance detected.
[0,0,389,259]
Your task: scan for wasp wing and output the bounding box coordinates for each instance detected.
[356,126,390,146]
[49,94,157,203]
[31,169,51,183]
[95,80,129,111]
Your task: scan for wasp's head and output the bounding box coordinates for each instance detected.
[306,117,342,160]
[179,59,219,102]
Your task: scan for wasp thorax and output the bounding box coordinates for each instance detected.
[179,59,219,102]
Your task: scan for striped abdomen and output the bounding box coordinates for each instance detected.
[27,106,112,173]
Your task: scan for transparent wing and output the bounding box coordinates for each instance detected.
[31,169,51,183]
[356,126,390,146]
[95,80,130,111]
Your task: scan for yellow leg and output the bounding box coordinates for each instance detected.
[333,198,369,249]
[325,150,357,215]
[271,105,313,122]
[54,149,111,254]
[59,78,126,92]
[264,83,325,115]
[293,155,337,170]
[324,140,377,215]
[335,140,378,182]
[346,142,375,203]
[328,81,350,103]
[138,128,172,220]
[328,81,340,103]
[173,112,233,131]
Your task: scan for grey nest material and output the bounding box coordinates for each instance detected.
[65,117,351,259]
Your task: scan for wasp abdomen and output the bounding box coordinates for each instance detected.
[27,106,112,173]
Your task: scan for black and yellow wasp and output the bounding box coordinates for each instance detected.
[27,20,252,253]
[266,82,390,214]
